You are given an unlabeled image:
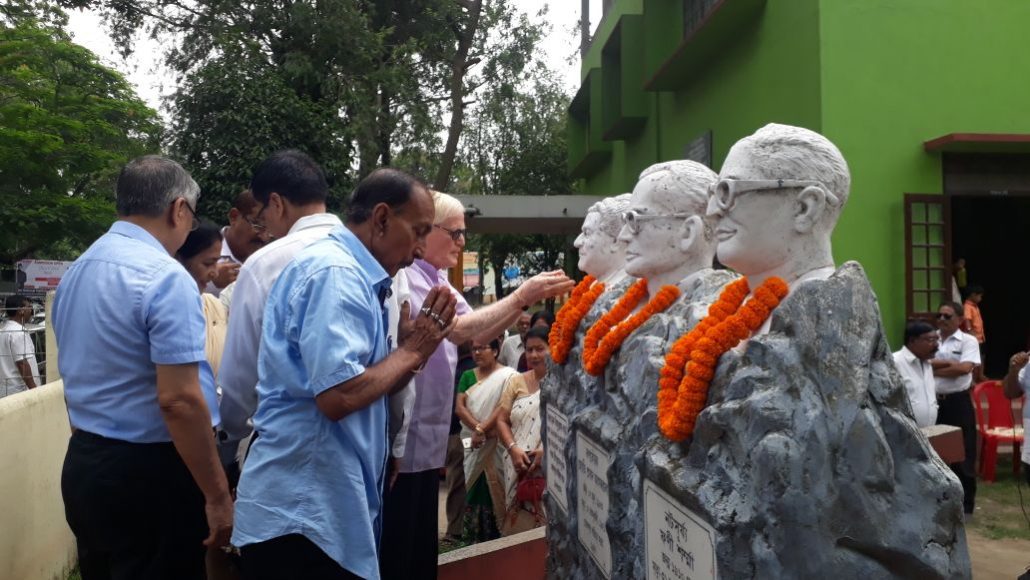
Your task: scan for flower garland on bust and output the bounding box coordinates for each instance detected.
[657,276,790,441]
[550,276,606,364]
[582,279,681,376]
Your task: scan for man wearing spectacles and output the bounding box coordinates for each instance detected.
[54,156,231,578]
[206,189,271,297]
[892,320,940,427]
[932,300,981,518]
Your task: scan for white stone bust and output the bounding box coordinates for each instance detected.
[707,123,851,291]
[618,160,719,298]
[574,194,631,285]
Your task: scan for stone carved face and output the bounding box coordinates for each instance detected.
[707,144,797,276]
[707,124,850,278]
[574,211,624,279]
[618,170,694,280]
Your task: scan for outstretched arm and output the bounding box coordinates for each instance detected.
[449,271,574,344]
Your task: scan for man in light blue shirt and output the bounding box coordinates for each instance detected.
[232,168,456,580]
[53,156,232,580]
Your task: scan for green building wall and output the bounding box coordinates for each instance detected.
[571,0,1030,342]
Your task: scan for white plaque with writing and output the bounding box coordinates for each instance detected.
[643,480,717,580]
[576,432,612,578]
[545,405,570,514]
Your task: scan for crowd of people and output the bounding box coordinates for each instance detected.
[892,284,1030,522]
[50,152,573,580]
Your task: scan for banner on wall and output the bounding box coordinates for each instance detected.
[16,260,72,296]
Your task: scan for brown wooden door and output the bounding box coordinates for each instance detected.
[904,194,952,319]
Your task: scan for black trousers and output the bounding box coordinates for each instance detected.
[240,534,361,580]
[937,391,978,514]
[379,469,440,580]
[62,430,207,580]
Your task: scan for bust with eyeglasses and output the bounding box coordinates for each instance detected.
[574,194,631,285]
[617,160,721,299]
[707,123,850,294]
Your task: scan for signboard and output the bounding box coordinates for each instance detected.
[643,480,717,580]
[545,406,570,514]
[576,432,612,578]
[462,251,480,289]
[16,260,72,296]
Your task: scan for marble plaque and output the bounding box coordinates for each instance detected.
[643,480,716,580]
[576,431,612,578]
[545,405,570,514]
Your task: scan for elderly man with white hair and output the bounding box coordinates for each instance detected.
[380,191,573,578]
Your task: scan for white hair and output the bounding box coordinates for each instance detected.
[588,193,631,239]
[431,190,464,225]
[737,123,851,216]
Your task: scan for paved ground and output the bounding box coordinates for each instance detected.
[441,485,1030,577]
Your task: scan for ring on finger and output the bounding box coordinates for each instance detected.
[420,306,432,316]
[435,318,447,329]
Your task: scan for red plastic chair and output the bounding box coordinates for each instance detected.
[971,380,1024,482]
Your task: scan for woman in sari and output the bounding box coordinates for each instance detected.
[454,337,518,542]
[495,326,549,535]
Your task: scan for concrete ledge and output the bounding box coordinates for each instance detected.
[438,527,547,580]
[921,424,965,465]
[0,382,76,580]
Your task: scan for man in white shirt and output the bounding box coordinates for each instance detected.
[933,301,981,516]
[205,189,270,297]
[218,150,343,455]
[498,310,531,368]
[892,320,939,427]
[0,295,39,397]
[1002,349,1030,486]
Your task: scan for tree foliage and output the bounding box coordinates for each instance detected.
[51,0,545,217]
[0,13,161,261]
[454,59,577,296]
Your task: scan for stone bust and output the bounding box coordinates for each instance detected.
[707,122,850,291]
[574,193,630,285]
[618,160,719,298]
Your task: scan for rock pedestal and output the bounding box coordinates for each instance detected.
[545,263,971,579]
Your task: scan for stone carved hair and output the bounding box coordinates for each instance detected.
[638,160,717,240]
[737,123,851,221]
[588,193,632,240]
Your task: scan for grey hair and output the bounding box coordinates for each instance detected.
[638,160,717,239]
[588,193,631,239]
[737,123,851,215]
[115,155,200,218]
[431,190,465,225]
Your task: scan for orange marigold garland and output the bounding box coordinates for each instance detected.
[582,280,681,376]
[657,277,789,441]
[550,276,605,364]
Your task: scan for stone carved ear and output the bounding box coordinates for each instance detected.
[794,185,829,234]
[678,214,704,253]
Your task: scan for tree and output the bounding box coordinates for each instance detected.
[50,0,544,211]
[454,59,577,298]
[0,15,161,262]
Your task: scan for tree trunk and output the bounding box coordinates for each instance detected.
[433,0,482,190]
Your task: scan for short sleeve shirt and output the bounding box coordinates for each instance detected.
[934,330,981,395]
[0,319,39,396]
[231,226,392,580]
[52,221,216,443]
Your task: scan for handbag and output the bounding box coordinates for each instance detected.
[515,475,545,503]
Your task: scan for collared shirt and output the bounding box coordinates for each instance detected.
[398,259,471,473]
[0,319,40,397]
[53,221,217,443]
[963,300,985,343]
[934,329,981,395]
[219,212,343,440]
[204,228,240,296]
[892,346,938,427]
[232,226,391,579]
[1016,367,1030,464]
[498,334,523,368]
[386,270,416,458]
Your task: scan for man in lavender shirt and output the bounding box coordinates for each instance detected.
[380,191,574,578]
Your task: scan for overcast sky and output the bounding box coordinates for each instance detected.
[66,1,603,115]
